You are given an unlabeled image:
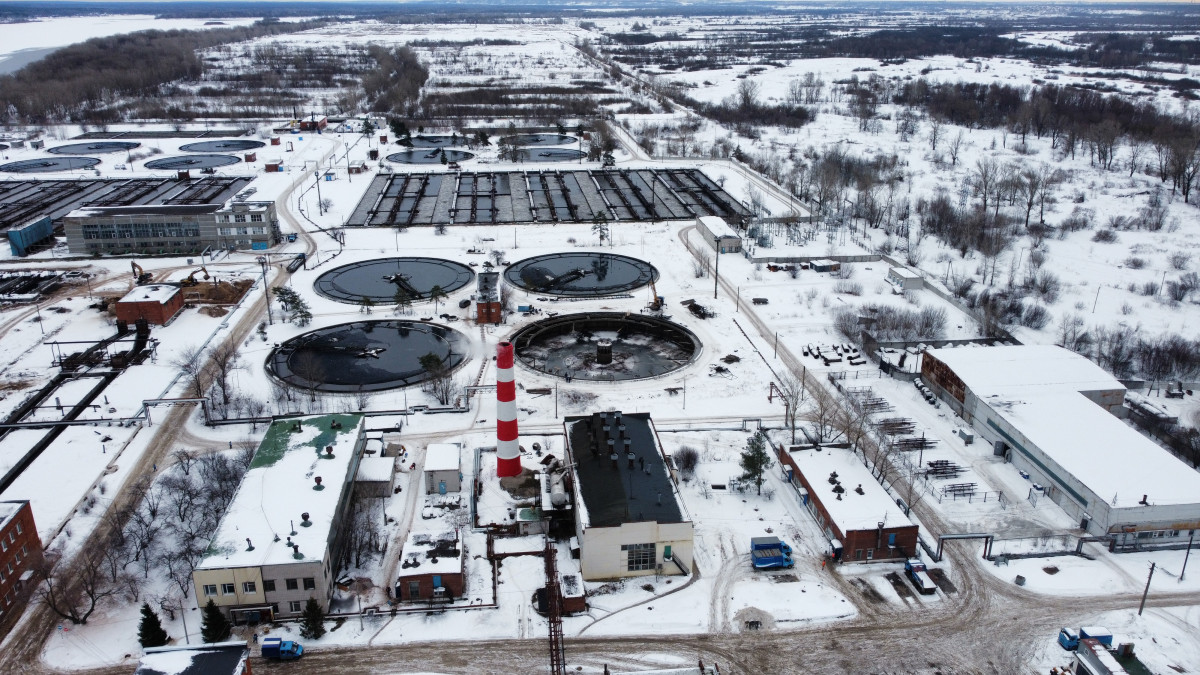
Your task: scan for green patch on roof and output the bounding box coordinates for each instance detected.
[250,414,363,469]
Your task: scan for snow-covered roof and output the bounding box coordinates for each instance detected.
[196,414,364,571]
[989,391,1200,508]
[0,501,23,530]
[926,345,1123,396]
[356,456,395,483]
[790,447,912,532]
[889,266,921,279]
[698,214,738,238]
[424,443,460,473]
[136,642,248,675]
[118,284,179,305]
[397,530,464,578]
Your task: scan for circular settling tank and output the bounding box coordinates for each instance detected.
[0,157,101,173]
[386,149,475,165]
[47,141,139,155]
[268,320,470,392]
[144,154,239,170]
[500,134,577,147]
[512,313,699,381]
[314,257,474,305]
[505,252,657,297]
[179,139,265,152]
[408,135,467,148]
[512,148,585,163]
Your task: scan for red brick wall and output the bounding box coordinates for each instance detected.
[115,292,183,325]
[0,502,43,623]
[397,571,464,602]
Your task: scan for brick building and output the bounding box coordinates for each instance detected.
[394,531,465,603]
[0,501,43,626]
[115,284,184,325]
[777,446,918,563]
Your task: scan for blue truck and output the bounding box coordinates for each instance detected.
[751,536,794,569]
[904,559,937,595]
[1058,626,1113,650]
[261,637,304,661]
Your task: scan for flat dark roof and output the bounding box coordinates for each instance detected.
[137,643,247,675]
[565,412,683,528]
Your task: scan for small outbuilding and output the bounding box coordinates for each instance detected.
[424,443,462,494]
[809,259,842,273]
[355,455,396,497]
[395,530,465,603]
[115,284,183,325]
[887,266,923,290]
[696,215,741,254]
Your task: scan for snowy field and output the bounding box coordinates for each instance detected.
[0,10,1198,674]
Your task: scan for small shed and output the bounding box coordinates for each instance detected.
[264,161,283,172]
[810,259,842,273]
[115,284,183,325]
[356,456,396,497]
[424,443,461,494]
[299,116,327,132]
[888,266,923,290]
[243,152,257,163]
[348,160,368,175]
[30,139,44,150]
[696,215,741,254]
[395,531,465,603]
[270,137,281,146]
[559,573,586,614]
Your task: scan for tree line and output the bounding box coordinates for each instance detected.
[0,19,326,124]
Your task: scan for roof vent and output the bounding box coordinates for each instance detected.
[314,476,324,490]
[245,538,254,551]
[301,512,311,527]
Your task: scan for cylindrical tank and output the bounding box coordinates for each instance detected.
[596,340,613,365]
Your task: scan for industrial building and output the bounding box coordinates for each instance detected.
[695,215,742,253]
[777,447,918,562]
[394,530,465,603]
[114,284,183,326]
[192,415,366,623]
[563,412,693,580]
[887,266,923,291]
[921,345,1200,548]
[424,443,462,494]
[63,200,279,255]
[0,501,42,627]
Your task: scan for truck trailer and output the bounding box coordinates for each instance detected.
[904,559,937,594]
[261,637,304,661]
[751,536,794,569]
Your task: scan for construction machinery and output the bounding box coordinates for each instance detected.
[130,261,153,286]
[179,266,209,287]
[646,278,664,313]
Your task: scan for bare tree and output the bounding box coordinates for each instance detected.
[736,79,761,110]
[171,344,209,399]
[927,117,943,153]
[37,553,120,625]
[800,385,845,444]
[948,130,965,166]
[775,374,806,444]
[206,341,244,407]
[173,448,198,476]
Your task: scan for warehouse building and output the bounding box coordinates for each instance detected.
[192,414,365,622]
[564,412,693,580]
[777,447,918,562]
[64,201,279,255]
[696,215,741,254]
[921,345,1200,548]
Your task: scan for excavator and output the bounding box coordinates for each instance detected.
[131,261,153,286]
[179,266,210,287]
[646,277,664,314]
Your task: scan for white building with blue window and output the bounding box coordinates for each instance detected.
[423,443,462,494]
[921,345,1200,549]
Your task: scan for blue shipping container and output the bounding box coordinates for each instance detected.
[9,216,53,257]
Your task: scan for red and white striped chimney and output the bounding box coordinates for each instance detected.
[496,341,522,477]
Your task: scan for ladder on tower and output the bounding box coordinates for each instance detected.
[544,542,566,675]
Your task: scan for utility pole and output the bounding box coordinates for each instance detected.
[712,237,720,300]
[1182,531,1195,582]
[1138,562,1156,615]
[314,169,324,215]
[258,256,273,325]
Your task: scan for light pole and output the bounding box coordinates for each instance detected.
[1182,530,1195,582]
[258,256,273,325]
[712,237,721,300]
[314,169,324,215]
